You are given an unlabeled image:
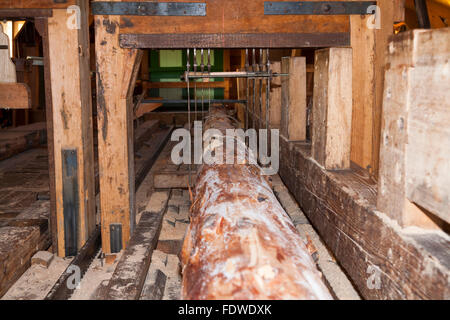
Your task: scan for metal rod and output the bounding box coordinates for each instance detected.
[193,48,197,122]
[186,48,191,187]
[207,48,211,124]
[201,48,205,120]
[259,48,263,130]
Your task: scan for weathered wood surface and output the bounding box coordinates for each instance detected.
[118,0,348,35]
[0,83,31,109]
[269,61,282,127]
[378,28,450,227]
[101,191,170,300]
[95,7,143,254]
[279,137,450,299]
[312,48,352,170]
[0,0,76,9]
[0,23,15,83]
[181,106,332,300]
[0,122,46,161]
[153,171,196,190]
[0,148,51,298]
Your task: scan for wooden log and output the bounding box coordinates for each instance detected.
[378,28,450,228]
[47,2,96,257]
[95,5,143,254]
[281,56,307,141]
[312,48,352,170]
[181,106,332,300]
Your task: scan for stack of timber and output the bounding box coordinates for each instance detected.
[181,106,332,300]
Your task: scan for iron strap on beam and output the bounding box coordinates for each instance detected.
[264,1,377,15]
[91,1,206,16]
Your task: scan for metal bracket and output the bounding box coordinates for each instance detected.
[264,1,377,15]
[92,1,206,16]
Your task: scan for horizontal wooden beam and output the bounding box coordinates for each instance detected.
[0,1,76,9]
[118,0,348,35]
[120,33,350,49]
[0,82,31,109]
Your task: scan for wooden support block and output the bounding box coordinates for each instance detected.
[378,28,450,228]
[269,61,281,127]
[31,250,54,268]
[312,48,352,170]
[281,56,307,141]
[135,102,163,119]
[47,2,96,257]
[0,83,31,109]
[95,9,143,254]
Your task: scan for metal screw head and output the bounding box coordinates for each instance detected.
[322,4,331,13]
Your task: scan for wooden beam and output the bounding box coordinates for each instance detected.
[119,0,348,36]
[47,1,96,257]
[279,139,450,300]
[281,56,307,141]
[95,9,143,254]
[378,28,450,228]
[0,82,31,109]
[350,1,395,175]
[312,48,352,170]
[154,171,196,190]
[120,33,350,49]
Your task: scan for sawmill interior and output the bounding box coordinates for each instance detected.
[0,0,449,303]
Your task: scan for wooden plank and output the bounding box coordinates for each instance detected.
[101,191,170,300]
[135,102,163,119]
[269,61,281,127]
[95,8,143,254]
[0,82,31,109]
[47,2,96,257]
[312,48,352,170]
[281,56,307,141]
[119,0,348,35]
[279,138,450,300]
[0,0,76,9]
[0,122,46,161]
[120,33,350,49]
[378,28,450,228]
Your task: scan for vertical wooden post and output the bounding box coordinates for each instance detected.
[269,61,281,128]
[350,1,395,175]
[377,29,450,229]
[280,56,307,141]
[46,0,96,257]
[312,48,352,170]
[95,10,143,255]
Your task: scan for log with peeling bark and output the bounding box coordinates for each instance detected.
[180,105,332,300]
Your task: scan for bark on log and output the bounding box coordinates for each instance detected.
[181,105,332,300]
